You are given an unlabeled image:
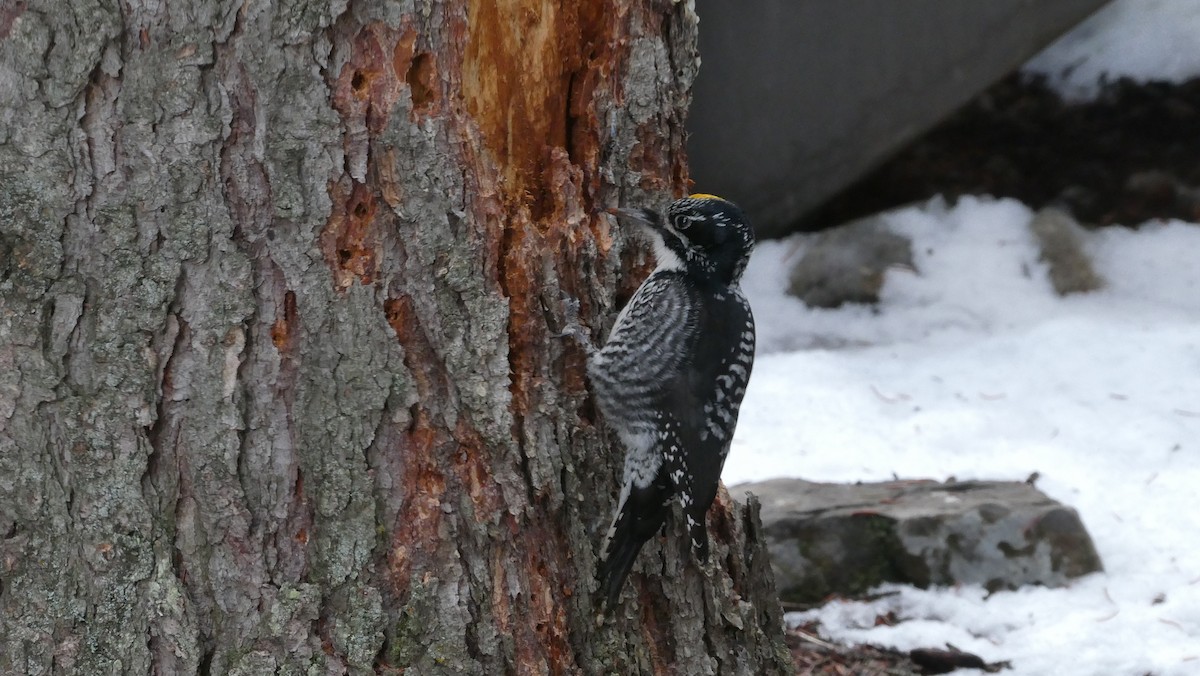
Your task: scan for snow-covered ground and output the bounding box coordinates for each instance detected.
[723,4,1200,673]
[1024,0,1200,100]
[726,197,1200,675]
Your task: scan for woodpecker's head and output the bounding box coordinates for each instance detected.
[609,194,755,285]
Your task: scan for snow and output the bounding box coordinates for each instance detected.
[726,196,1200,675]
[1024,0,1200,100]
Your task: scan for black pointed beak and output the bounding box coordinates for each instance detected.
[606,207,658,229]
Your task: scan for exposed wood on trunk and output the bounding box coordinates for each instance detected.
[0,0,790,674]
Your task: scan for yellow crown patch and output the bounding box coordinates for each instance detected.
[688,193,723,200]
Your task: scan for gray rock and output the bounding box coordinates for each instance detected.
[1029,207,1104,295]
[787,215,913,308]
[738,478,1103,605]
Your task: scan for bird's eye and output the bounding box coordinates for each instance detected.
[673,215,693,230]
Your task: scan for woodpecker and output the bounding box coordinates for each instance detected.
[561,194,756,610]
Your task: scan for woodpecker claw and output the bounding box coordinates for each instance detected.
[554,292,595,355]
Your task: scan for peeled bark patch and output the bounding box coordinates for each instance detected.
[463,0,617,219]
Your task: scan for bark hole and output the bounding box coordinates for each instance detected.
[321,180,380,288]
[405,53,437,110]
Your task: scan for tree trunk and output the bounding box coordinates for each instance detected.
[0,0,791,673]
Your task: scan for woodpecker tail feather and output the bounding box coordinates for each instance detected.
[597,480,670,611]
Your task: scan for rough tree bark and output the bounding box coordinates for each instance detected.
[0,0,791,673]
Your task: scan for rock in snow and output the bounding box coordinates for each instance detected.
[1028,207,1104,296]
[786,215,914,309]
[739,478,1103,604]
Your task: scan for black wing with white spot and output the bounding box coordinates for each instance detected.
[669,286,755,560]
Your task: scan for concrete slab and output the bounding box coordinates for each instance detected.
[688,0,1110,237]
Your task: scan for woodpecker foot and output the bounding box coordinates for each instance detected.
[554,293,595,355]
